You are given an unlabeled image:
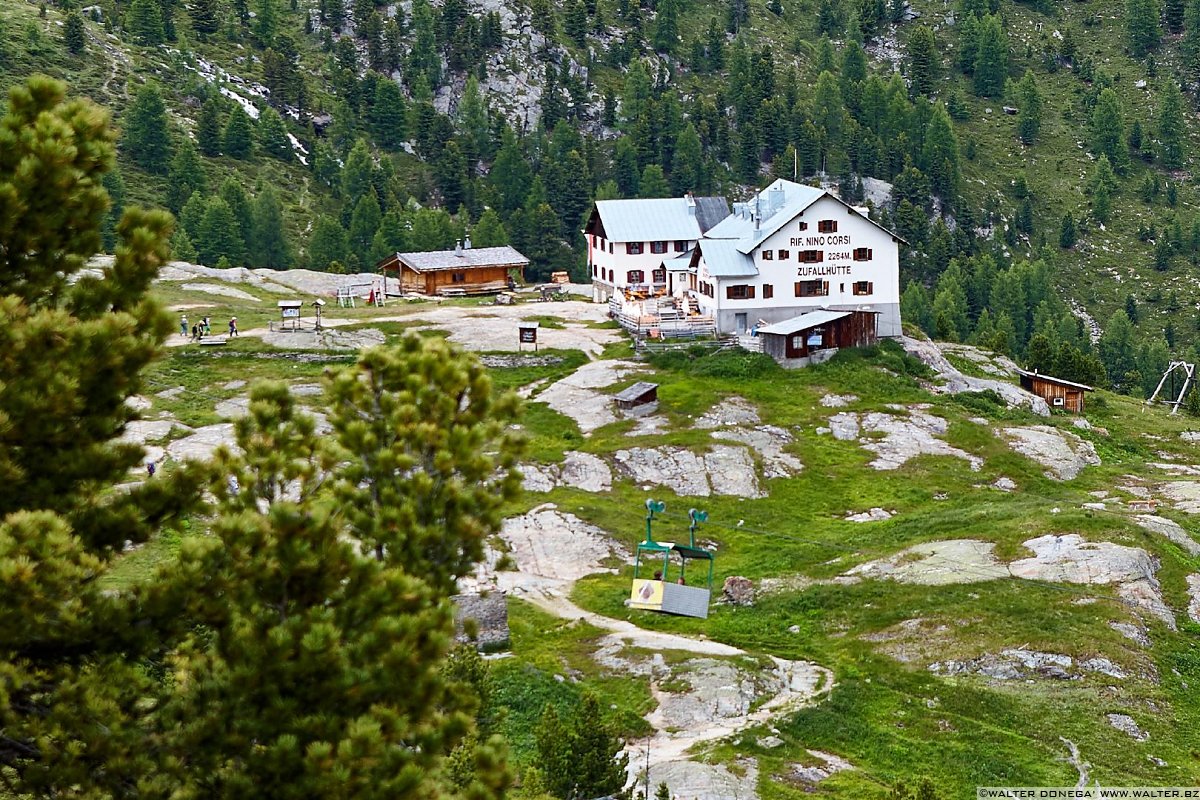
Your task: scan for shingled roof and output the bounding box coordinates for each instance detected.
[392,245,529,272]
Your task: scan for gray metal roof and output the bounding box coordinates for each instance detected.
[696,239,757,278]
[662,251,695,271]
[704,179,824,242]
[395,245,529,272]
[758,310,852,336]
[614,381,659,402]
[594,196,729,242]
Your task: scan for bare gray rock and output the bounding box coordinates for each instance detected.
[614,447,711,496]
[119,420,181,445]
[704,445,764,498]
[712,425,803,478]
[1110,621,1152,648]
[901,336,1050,415]
[642,760,759,800]
[820,393,858,408]
[1158,481,1200,514]
[498,504,625,583]
[520,452,613,494]
[180,282,261,302]
[696,396,761,429]
[846,508,893,522]
[166,423,238,462]
[259,326,386,351]
[1106,713,1149,741]
[843,539,1008,585]
[539,360,645,434]
[993,477,1017,491]
[792,750,854,784]
[1134,515,1200,557]
[215,396,251,419]
[828,412,860,441]
[1187,574,1200,624]
[1080,657,1127,679]
[722,576,755,606]
[125,395,153,412]
[1002,426,1101,480]
[858,410,983,471]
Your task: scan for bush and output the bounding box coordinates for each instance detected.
[647,345,782,380]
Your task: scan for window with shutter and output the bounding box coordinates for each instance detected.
[626,242,644,255]
[853,247,873,261]
[799,250,823,263]
[762,250,774,260]
[627,270,645,283]
[853,281,873,296]
[763,284,774,299]
[818,220,837,233]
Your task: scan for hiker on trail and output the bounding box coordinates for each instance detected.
[180,315,188,336]
[228,317,238,337]
[202,317,211,336]
[191,324,199,340]
[146,461,156,477]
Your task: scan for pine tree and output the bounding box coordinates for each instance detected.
[565,0,587,46]
[63,10,86,53]
[218,178,253,259]
[972,14,1007,98]
[197,97,223,156]
[409,0,440,88]
[456,76,490,165]
[253,0,278,45]
[195,196,245,265]
[256,106,291,160]
[1157,80,1186,170]
[125,0,165,44]
[1016,69,1042,145]
[1166,0,1186,31]
[1126,0,1162,56]
[490,129,532,213]
[638,164,670,198]
[249,186,292,268]
[471,208,508,247]
[1185,0,1200,83]
[371,79,407,150]
[1092,89,1130,172]
[906,25,937,98]
[0,77,195,796]
[921,106,960,207]
[341,139,376,200]
[670,122,703,194]
[654,0,679,53]
[188,0,219,35]
[307,215,349,269]
[348,189,383,267]
[172,227,198,261]
[122,83,172,173]
[1059,211,1077,248]
[1099,310,1138,392]
[165,137,207,212]
[223,106,255,159]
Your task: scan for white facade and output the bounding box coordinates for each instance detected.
[688,184,902,337]
[584,195,730,303]
[587,234,693,302]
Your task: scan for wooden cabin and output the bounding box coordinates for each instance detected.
[1016,369,1092,414]
[377,242,529,297]
[756,309,878,368]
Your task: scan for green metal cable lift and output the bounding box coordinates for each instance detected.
[629,500,714,619]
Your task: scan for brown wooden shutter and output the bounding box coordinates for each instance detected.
[822,281,829,296]
[747,286,756,299]
[726,286,735,299]
[794,282,803,297]
[868,282,874,294]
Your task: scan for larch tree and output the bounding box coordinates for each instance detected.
[197,196,247,266]
[471,208,509,247]
[122,82,172,174]
[1185,0,1200,83]
[256,106,292,160]
[348,189,383,267]
[223,105,255,159]
[0,75,203,797]
[63,10,86,53]
[307,215,350,269]
[125,0,165,44]
[249,185,293,268]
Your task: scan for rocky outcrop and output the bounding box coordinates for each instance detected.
[842,539,1008,585]
[452,592,510,651]
[827,409,983,471]
[711,426,803,478]
[931,649,1127,682]
[1106,713,1149,741]
[1134,515,1200,557]
[613,445,765,498]
[538,359,646,434]
[1002,426,1100,481]
[166,423,238,462]
[1187,574,1200,624]
[521,451,613,493]
[696,396,761,428]
[722,576,755,606]
[497,504,626,583]
[901,335,1050,416]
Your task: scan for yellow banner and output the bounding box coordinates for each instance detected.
[630,578,664,609]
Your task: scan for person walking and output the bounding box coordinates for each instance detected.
[228,317,238,337]
[202,316,211,336]
[191,323,199,340]
[180,314,188,337]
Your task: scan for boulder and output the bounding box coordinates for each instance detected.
[1002,426,1101,480]
[722,576,755,606]
[1187,574,1200,624]
[1106,713,1149,741]
[900,335,1050,415]
[696,396,761,429]
[1134,515,1200,557]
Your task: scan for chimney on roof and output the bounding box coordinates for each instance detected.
[685,191,696,214]
[455,240,463,257]
[464,235,472,250]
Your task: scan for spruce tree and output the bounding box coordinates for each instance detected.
[122,82,172,174]
[63,10,86,53]
[349,189,383,267]
[371,79,407,150]
[125,0,165,44]
[1092,89,1130,173]
[197,97,223,156]
[165,137,207,212]
[921,106,960,208]
[100,169,126,252]
[906,25,937,98]
[188,0,219,35]
[196,196,246,266]
[670,122,703,194]
[1157,80,1186,170]
[471,208,508,246]
[253,0,278,45]
[972,14,1007,98]
[1167,0,1186,31]
[638,164,670,197]
[1185,0,1200,83]
[307,215,349,269]
[342,139,375,200]
[0,77,196,796]
[1059,211,1077,248]
[1016,69,1042,145]
[654,0,679,53]
[490,129,533,212]
[249,185,292,268]
[223,106,255,159]
[565,0,587,46]
[1126,0,1162,56]
[256,106,291,160]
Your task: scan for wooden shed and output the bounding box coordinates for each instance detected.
[377,242,529,297]
[614,381,659,414]
[756,310,878,368]
[1016,369,1092,414]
